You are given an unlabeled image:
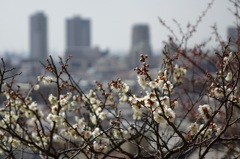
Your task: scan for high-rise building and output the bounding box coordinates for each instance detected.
[227,26,240,51]
[228,27,237,41]
[132,25,150,47]
[65,16,106,74]
[30,12,48,61]
[128,24,153,68]
[66,16,91,49]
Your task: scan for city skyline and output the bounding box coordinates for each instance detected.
[0,0,236,56]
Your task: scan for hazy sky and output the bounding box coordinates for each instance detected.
[0,0,236,56]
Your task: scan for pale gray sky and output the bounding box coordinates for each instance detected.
[0,0,236,56]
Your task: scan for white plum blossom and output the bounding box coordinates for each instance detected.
[173,64,187,83]
[162,81,173,94]
[225,72,232,81]
[42,76,53,85]
[137,75,147,89]
[198,104,212,121]
[51,105,58,114]
[48,94,58,105]
[160,96,170,107]
[83,130,91,139]
[121,82,130,93]
[90,114,97,125]
[92,128,102,137]
[188,122,199,135]
[119,93,128,102]
[153,110,165,124]
[33,84,40,90]
[99,112,107,120]
[93,141,108,153]
[132,107,143,120]
[148,80,159,89]
[165,107,176,122]
[213,87,224,98]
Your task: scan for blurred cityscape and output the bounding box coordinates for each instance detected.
[2,12,161,84]
[1,11,238,94]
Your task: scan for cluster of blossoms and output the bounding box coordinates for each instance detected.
[173,64,187,83]
[209,52,240,104]
[110,79,129,103]
[188,104,220,139]
[130,63,183,123]
[129,93,177,123]
[188,122,220,139]
[38,75,54,85]
[3,50,240,158]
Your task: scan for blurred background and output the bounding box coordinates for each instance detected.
[0,0,237,83]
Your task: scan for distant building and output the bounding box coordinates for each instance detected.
[65,16,107,75]
[30,12,48,61]
[128,24,153,68]
[66,16,91,49]
[227,26,240,51]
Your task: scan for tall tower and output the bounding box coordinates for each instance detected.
[66,16,91,50]
[30,12,48,61]
[227,26,240,51]
[128,24,152,68]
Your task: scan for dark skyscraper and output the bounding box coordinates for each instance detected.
[128,24,152,68]
[66,16,91,49]
[227,26,240,51]
[30,12,48,61]
[132,25,150,47]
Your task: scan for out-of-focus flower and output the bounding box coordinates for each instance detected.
[149,81,159,89]
[165,107,176,122]
[119,93,128,102]
[225,72,232,81]
[90,114,97,125]
[42,76,53,85]
[213,87,224,98]
[173,65,187,83]
[153,110,165,124]
[48,94,58,105]
[33,84,40,90]
[162,81,173,94]
[92,128,102,137]
[137,75,147,89]
[132,107,142,120]
[188,122,199,135]
[121,82,129,93]
[99,112,106,120]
